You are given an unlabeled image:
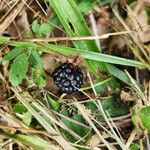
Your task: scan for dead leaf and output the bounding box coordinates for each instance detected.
[86,134,101,148]
[120,90,134,101]
[96,6,112,49]
[7,8,32,38]
[131,0,150,43]
[42,53,66,74]
[86,132,109,148]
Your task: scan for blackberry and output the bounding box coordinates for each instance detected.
[52,63,83,93]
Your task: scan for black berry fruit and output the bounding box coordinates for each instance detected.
[52,63,83,93]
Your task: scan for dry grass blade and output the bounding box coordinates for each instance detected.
[0,124,52,137]
[126,129,137,148]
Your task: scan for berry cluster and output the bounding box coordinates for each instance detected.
[52,63,83,93]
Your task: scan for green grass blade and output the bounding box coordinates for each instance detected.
[41,43,145,68]
[48,0,100,52]
[48,0,101,76]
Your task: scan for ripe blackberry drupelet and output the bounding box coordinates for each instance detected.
[52,63,83,93]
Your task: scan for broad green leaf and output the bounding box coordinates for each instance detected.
[13,103,32,126]
[101,95,129,117]
[2,47,25,65]
[47,13,59,30]
[9,54,29,86]
[13,103,27,113]
[61,129,76,142]
[139,106,150,132]
[47,95,61,111]
[72,114,90,137]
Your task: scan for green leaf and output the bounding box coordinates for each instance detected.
[39,23,52,36]
[13,103,27,113]
[130,143,139,150]
[2,47,25,65]
[31,20,40,34]
[49,0,99,51]
[139,106,150,132]
[78,0,95,13]
[29,51,43,68]
[32,67,46,88]
[22,111,32,126]
[101,95,129,117]
[85,95,129,121]
[47,13,59,30]
[32,20,52,37]
[72,113,89,137]
[61,129,76,142]
[85,101,97,113]
[9,54,29,86]
[0,36,10,44]
[61,108,89,138]
[47,95,61,111]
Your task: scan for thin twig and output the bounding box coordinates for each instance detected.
[20,31,131,42]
